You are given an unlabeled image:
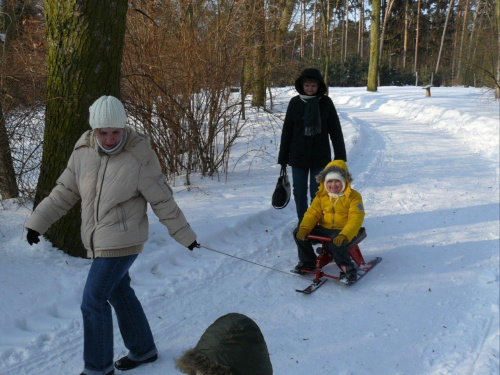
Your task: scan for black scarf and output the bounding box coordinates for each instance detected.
[300,95,322,136]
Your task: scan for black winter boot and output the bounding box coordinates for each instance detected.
[114,354,158,371]
[79,370,114,375]
[293,262,316,274]
[345,267,357,283]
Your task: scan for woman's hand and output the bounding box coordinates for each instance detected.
[26,229,40,245]
[187,241,200,251]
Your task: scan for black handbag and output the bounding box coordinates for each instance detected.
[272,166,291,209]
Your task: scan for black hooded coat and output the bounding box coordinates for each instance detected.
[278,68,346,169]
[176,313,273,375]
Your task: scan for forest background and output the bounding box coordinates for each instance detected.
[0,0,499,257]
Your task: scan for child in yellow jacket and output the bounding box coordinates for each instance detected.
[293,160,365,282]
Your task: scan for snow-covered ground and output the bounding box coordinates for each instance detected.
[0,86,498,375]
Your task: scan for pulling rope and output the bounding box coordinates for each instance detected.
[197,244,303,278]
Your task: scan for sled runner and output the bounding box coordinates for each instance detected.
[295,227,382,294]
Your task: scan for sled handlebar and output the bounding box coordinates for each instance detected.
[306,235,332,242]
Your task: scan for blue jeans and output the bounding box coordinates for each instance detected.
[81,255,157,375]
[291,166,323,223]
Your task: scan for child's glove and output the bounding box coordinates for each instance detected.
[333,234,347,246]
[296,228,310,241]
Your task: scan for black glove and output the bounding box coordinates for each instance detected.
[27,229,40,245]
[187,241,200,251]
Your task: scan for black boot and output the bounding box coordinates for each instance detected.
[293,262,316,274]
[345,267,357,283]
[114,354,158,371]
[80,370,114,375]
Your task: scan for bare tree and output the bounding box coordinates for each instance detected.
[0,0,46,200]
[123,0,249,181]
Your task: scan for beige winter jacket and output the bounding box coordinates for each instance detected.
[26,126,196,258]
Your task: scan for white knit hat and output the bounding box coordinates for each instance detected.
[324,171,345,193]
[89,95,127,129]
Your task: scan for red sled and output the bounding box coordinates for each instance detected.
[296,227,382,294]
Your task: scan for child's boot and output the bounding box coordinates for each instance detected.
[345,266,357,282]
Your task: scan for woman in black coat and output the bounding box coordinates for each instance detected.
[278,68,346,223]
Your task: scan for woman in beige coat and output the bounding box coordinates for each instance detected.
[25,96,199,375]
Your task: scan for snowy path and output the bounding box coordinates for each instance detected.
[334,92,499,375]
[0,87,498,375]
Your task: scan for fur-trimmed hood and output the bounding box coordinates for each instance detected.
[176,349,233,375]
[176,313,273,375]
[315,160,352,195]
[294,68,328,96]
[298,159,364,242]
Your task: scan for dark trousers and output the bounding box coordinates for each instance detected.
[291,166,323,223]
[293,226,354,269]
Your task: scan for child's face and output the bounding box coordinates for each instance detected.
[325,179,343,194]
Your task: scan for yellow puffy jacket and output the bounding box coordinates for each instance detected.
[299,160,365,242]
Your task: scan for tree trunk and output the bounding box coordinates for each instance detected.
[0,106,19,199]
[436,0,455,74]
[367,0,381,91]
[496,0,500,98]
[243,0,254,108]
[36,0,128,257]
[379,0,395,64]
[457,0,471,82]
[403,0,409,68]
[319,0,333,91]
[312,0,317,59]
[358,0,365,57]
[469,0,486,70]
[251,0,266,108]
[301,0,306,59]
[414,0,421,74]
[0,1,20,200]
[451,0,464,82]
[344,0,349,62]
[465,0,484,85]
